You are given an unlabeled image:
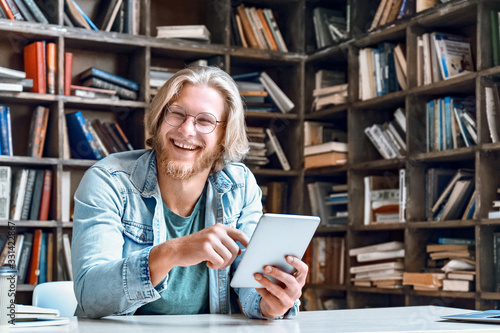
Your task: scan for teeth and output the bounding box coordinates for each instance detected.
[174,140,197,150]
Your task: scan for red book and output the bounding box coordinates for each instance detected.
[0,0,15,20]
[27,229,42,285]
[24,41,46,94]
[64,52,73,96]
[38,169,53,221]
[46,42,56,94]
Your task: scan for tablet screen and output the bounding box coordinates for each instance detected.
[230,213,320,288]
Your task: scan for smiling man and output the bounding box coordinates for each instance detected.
[71,66,306,319]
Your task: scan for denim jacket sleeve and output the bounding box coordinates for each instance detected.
[72,165,160,319]
[227,165,300,320]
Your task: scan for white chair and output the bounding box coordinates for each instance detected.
[32,281,77,317]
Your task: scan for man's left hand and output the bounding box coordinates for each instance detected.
[254,255,307,319]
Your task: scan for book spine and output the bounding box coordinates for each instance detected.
[38,169,52,221]
[0,166,10,220]
[46,232,53,281]
[38,232,47,283]
[62,233,73,280]
[18,232,33,283]
[4,0,22,20]
[83,77,137,100]
[10,169,28,221]
[76,112,103,160]
[64,52,73,96]
[22,0,48,23]
[265,9,287,52]
[27,228,42,285]
[20,169,36,220]
[29,169,45,221]
[112,122,134,150]
[46,42,56,94]
[104,122,127,151]
[0,106,12,156]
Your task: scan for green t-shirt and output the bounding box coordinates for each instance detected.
[136,193,209,315]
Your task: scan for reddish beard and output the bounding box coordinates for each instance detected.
[152,134,223,180]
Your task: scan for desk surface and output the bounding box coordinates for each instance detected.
[11,306,500,333]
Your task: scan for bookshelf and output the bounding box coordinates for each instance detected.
[1,0,499,312]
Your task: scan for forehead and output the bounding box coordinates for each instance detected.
[173,84,225,118]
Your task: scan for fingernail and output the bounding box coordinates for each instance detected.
[255,274,262,281]
[265,266,272,273]
[287,256,293,263]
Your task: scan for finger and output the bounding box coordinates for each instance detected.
[263,265,296,287]
[254,273,295,309]
[286,256,308,284]
[225,227,250,248]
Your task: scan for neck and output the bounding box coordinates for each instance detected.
[157,167,210,217]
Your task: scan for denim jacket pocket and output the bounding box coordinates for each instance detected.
[122,221,154,250]
[224,213,240,228]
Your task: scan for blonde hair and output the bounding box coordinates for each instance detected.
[145,66,249,173]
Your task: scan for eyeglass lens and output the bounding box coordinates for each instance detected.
[165,105,218,134]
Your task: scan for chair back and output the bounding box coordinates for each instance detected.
[32,281,77,317]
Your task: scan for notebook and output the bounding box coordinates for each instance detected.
[441,310,500,324]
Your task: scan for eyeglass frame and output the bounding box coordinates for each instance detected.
[163,104,226,134]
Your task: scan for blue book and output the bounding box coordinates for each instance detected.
[444,97,453,150]
[38,232,47,284]
[79,67,140,92]
[427,100,434,152]
[72,0,98,30]
[0,105,12,155]
[231,72,261,82]
[66,111,103,160]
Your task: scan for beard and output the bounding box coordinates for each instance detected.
[152,134,224,180]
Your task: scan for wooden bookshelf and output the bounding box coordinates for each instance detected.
[1,0,499,312]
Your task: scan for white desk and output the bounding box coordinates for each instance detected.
[11,306,500,332]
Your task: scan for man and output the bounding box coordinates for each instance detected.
[71,66,307,319]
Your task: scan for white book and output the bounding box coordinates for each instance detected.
[356,248,405,262]
[11,169,29,221]
[0,166,11,220]
[0,82,23,92]
[265,128,291,171]
[259,72,294,113]
[304,141,348,156]
[61,171,71,222]
[350,260,404,274]
[485,85,500,143]
[0,66,25,79]
[62,233,73,280]
[349,240,404,256]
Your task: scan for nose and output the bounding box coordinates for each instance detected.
[177,114,197,135]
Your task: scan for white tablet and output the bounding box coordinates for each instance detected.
[230,213,320,288]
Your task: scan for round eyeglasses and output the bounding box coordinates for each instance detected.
[164,105,225,134]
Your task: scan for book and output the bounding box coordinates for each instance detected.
[63,0,91,29]
[0,166,11,220]
[350,261,404,274]
[431,169,474,215]
[18,232,32,283]
[425,168,456,220]
[0,0,15,19]
[71,85,119,100]
[258,72,294,113]
[0,105,13,156]
[485,84,500,143]
[81,76,137,100]
[402,272,444,289]
[431,32,474,79]
[10,168,29,221]
[38,231,47,283]
[26,106,49,158]
[61,171,71,222]
[46,231,53,281]
[79,67,139,92]
[46,42,56,94]
[349,240,404,256]
[38,169,52,221]
[27,228,42,285]
[28,169,44,221]
[304,141,348,156]
[156,24,211,43]
[442,279,471,292]
[20,169,37,220]
[265,127,290,171]
[437,179,475,221]
[65,111,103,160]
[96,0,123,32]
[24,40,46,94]
[356,248,405,262]
[263,8,287,52]
[62,233,73,280]
[492,10,500,67]
[20,0,48,23]
[0,65,25,79]
[111,122,133,150]
[0,82,22,91]
[304,151,347,169]
[312,7,347,49]
[64,52,73,96]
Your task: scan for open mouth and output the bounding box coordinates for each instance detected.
[172,139,201,151]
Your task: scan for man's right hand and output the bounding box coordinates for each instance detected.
[149,224,250,286]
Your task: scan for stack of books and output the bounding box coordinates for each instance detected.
[0,0,49,23]
[0,66,33,92]
[349,241,405,289]
[402,272,445,291]
[244,127,269,168]
[307,182,348,226]
[304,121,347,169]
[77,67,140,100]
[232,4,288,52]
[312,7,348,49]
[417,32,474,86]
[365,108,407,159]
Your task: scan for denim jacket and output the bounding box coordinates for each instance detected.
[71,149,299,319]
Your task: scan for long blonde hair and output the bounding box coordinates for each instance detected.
[145,66,249,173]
